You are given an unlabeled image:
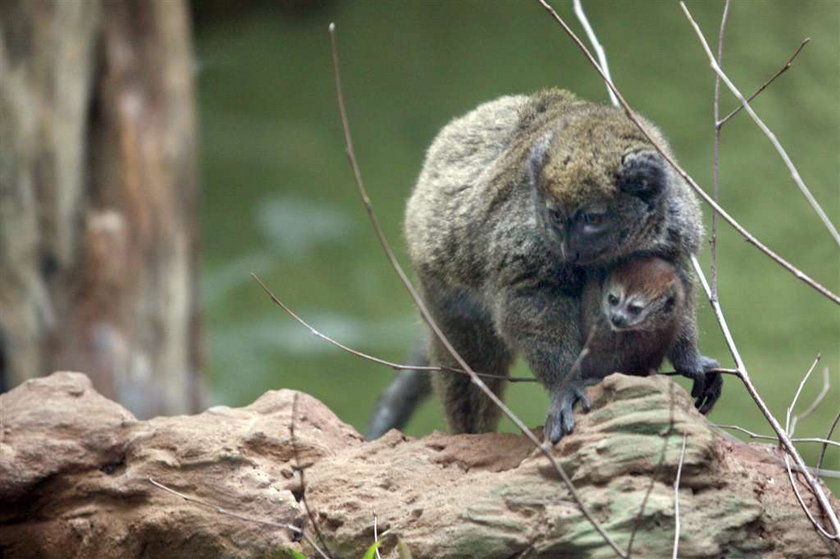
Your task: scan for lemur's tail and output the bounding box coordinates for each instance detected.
[365,341,432,440]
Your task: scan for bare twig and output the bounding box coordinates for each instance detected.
[148,477,330,559]
[784,455,839,539]
[681,3,840,247]
[539,0,839,537]
[817,411,840,474]
[563,12,685,552]
[252,274,535,383]
[711,0,731,302]
[672,434,688,559]
[328,22,627,558]
[785,354,822,437]
[717,39,810,128]
[537,0,840,305]
[790,366,831,435]
[714,424,840,450]
[690,257,839,537]
[373,513,382,559]
[572,0,618,106]
[290,393,333,557]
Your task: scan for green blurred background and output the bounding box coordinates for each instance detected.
[193,0,839,487]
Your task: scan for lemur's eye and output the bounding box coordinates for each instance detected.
[607,294,619,306]
[628,304,643,315]
[548,208,564,225]
[581,212,604,226]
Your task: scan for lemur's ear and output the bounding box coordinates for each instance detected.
[527,131,553,187]
[619,150,665,203]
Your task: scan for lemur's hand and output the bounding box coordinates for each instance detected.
[545,381,591,444]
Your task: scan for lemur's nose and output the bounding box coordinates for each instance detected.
[610,313,626,328]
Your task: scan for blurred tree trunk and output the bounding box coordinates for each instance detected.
[0,0,203,417]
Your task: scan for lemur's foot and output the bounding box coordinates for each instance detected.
[545,383,591,444]
[683,356,722,414]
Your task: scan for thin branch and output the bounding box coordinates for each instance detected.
[690,256,741,369]
[328,22,627,559]
[290,392,332,557]
[711,0,731,302]
[148,477,330,559]
[784,455,839,539]
[252,274,535,383]
[790,366,831,435]
[538,0,839,537]
[713,424,840,450]
[717,39,810,128]
[691,256,840,538]
[817,410,840,474]
[572,0,618,106]
[672,434,688,559]
[537,0,840,305]
[786,355,824,437]
[681,3,840,247]
[661,368,741,377]
[373,513,382,559]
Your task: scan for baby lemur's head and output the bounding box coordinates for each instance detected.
[526,93,680,266]
[601,256,684,332]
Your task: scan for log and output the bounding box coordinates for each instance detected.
[0,372,837,558]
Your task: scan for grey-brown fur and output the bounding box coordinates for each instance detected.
[366,89,720,443]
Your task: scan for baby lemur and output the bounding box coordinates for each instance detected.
[366,89,721,443]
[579,256,688,385]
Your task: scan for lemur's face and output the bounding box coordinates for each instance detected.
[600,279,677,332]
[536,194,658,266]
[529,125,668,266]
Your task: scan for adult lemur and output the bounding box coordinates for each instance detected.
[366,89,720,443]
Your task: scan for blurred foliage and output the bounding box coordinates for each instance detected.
[194,0,839,489]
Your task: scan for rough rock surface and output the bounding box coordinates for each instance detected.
[0,372,837,558]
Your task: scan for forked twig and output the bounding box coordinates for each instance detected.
[785,354,822,436]
[790,366,831,436]
[252,274,535,383]
[717,39,810,128]
[536,0,840,305]
[148,477,330,559]
[784,455,838,539]
[328,22,627,558]
[691,257,839,537]
[672,434,688,559]
[680,3,839,248]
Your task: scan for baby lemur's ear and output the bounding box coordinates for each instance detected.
[527,131,554,186]
[619,150,666,203]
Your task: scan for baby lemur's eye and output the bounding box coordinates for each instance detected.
[607,293,619,306]
[628,303,643,315]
